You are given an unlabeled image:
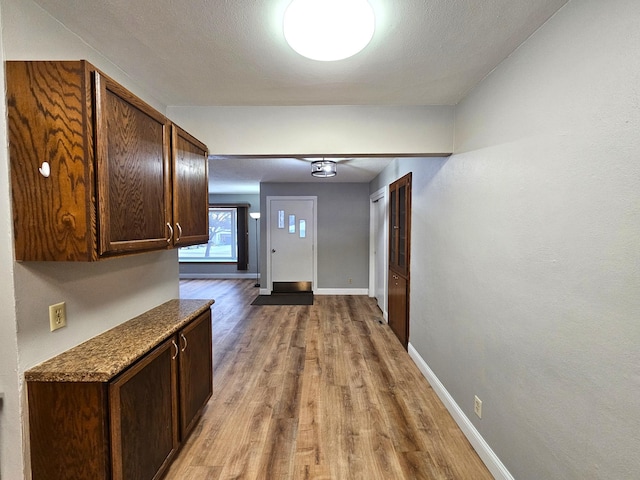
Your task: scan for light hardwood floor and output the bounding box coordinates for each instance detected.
[166,279,493,480]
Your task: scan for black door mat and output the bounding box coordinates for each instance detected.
[251,292,314,306]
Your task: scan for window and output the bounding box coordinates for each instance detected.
[178,206,248,268]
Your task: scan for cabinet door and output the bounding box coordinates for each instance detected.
[388,269,408,348]
[171,125,209,247]
[389,173,412,277]
[95,71,172,256]
[179,309,213,439]
[110,337,179,480]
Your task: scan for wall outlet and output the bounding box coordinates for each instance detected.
[474,395,482,419]
[348,278,353,284]
[49,302,67,331]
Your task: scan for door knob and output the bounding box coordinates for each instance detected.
[272,249,276,253]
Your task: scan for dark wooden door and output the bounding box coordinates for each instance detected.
[95,71,172,256]
[110,337,179,480]
[171,124,209,247]
[388,173,411,349]
[179,310,214,439]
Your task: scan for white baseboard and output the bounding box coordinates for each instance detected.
[256,288,368,296]
[179,273,257,279]
[181,279,368,297]
[314,288,369,295]
[408,344,514,480]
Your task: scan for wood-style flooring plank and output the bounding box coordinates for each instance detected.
[165,279,493,480]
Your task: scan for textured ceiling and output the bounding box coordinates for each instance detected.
[31,0,568,192]
[32,0,568,107]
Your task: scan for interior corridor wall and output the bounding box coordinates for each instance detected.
[386,1,640,478]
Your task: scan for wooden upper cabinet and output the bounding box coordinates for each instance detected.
[171,125,209,248]
[6,60,209,261]
[95,71,172,256]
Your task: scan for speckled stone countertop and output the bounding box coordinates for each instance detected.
[25,298,214,383]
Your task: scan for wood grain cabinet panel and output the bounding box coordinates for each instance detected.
[28,382,110,480]
[178,309,213,438]
[95,71,172,256]
[6,60,209,261]
[7,61,96,261]
[388,268,409,348]
[110,338,179,480]
[171,125,209,248]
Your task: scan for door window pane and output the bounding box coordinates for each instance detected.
[299,220,306,238]
[289,215,296,233]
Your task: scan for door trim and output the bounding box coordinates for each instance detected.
[369,185,388,321]
[265,196,318,295]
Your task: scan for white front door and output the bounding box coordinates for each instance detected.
[267,197,316,292]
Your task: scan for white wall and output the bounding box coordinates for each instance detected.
[401,0,640,478]
[0,12,21,477]
[167,105,454,156]
[0,1,180,477]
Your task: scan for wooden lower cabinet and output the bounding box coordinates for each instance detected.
[27,309,213,480]
[110,338,179,480]
[179,311,214,438]
[389,269,409,349]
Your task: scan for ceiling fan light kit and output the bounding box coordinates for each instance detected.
[311,160,337,178]
[283,0,375,61]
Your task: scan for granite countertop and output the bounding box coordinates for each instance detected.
[25,298,214,383]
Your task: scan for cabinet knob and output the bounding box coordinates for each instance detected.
[166,223,174,243]
[38,161,51,178]
[175,223,182,242]
[180,333,188,352]
[171,340,179,360]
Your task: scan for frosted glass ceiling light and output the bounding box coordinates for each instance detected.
[311,160,337,178]
[284,0,375,61]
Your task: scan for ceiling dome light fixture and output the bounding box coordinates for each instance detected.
[283,0,375,61]
[311,159,337,178]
